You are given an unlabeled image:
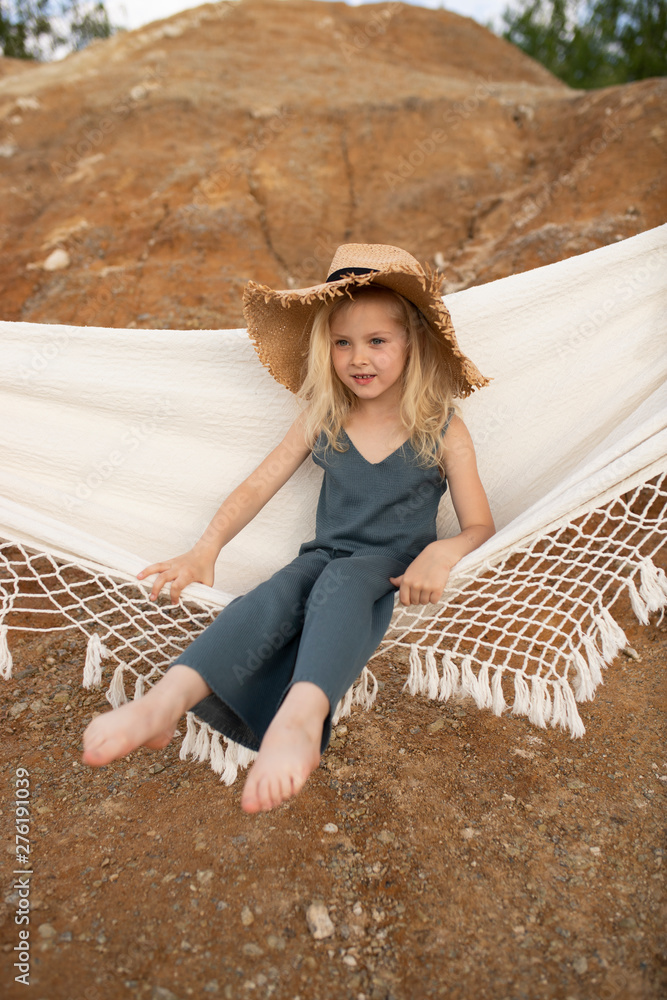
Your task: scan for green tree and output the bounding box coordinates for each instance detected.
[0,0,121,60]
[500,0,667,88]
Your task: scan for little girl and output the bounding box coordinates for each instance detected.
[82,244,495,814]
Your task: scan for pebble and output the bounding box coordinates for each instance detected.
[9,702,28,718]
[196,870,214,884]
[572,956,588,974]
[38,923,57,939]
[43,248,71,271]
[323,823,339,834]
[241,906,254,926]
[306,900,335,939]
[243,942,264,956]
[343,954,358,967]
[266,934,286,950]
[377,830,394,844]
[152,988,180,1000]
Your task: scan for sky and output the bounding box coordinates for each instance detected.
[105,0,510,34]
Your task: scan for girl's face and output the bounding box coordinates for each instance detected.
[329,297,409,406]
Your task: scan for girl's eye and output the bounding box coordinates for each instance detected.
[333,338,384,346]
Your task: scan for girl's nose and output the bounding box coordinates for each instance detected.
[351,346,369,365]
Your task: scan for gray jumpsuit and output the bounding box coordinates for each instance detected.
[168,408,454,754]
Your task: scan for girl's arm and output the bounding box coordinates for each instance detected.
[433,414,495,566]
[138,411,312,602]
[389,415,495,606]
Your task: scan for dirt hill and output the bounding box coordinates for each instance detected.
[0,0,664,329]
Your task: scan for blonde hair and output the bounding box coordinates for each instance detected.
[295,284,458,469]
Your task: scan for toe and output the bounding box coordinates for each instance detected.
[259,776,275,812]
[241,775,259,813]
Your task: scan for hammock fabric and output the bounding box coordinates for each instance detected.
[1,225,666,786]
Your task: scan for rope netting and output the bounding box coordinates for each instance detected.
[1,472,665,784]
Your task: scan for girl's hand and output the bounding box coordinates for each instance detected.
[136,547,216,604]
[389,543,452,606]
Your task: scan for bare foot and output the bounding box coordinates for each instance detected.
[82,699,177,766]
[82,664,211,767]
[241,681,329,813]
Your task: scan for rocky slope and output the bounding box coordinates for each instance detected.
[0,0,664,330]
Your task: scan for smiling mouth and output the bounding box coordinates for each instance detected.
[352,374,376,382]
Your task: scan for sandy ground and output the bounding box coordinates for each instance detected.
[0,587,665,1000]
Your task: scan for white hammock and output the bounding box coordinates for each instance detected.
[1,225,666,786]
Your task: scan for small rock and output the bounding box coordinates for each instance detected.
[29,699,46,713]
[377,829,395,844]
[180,939,191,951]
[149,763,165,774]
[512,925,525,936]
[16,96,41,111]
[240,905,254,926]
[242,942,264,956]
[43,248,71,271]
[203,982,219,994]
[9,702,28,718]
[342,954,357,966]
[572,956,588,974]
[52,691,69,704]
[335,725,348,736]
[196,870,214,884]
[621,646,641,660]
[323,823,338,834]
[567,780,586,790]
[38,923,57,939]
[0,142,17,158]
[266,934,286,950]
[306,900,335,940]
[428,718,444,732]
[152,988,180,1000]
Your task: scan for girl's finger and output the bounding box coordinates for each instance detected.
[137,562,169,580]
[149,571,172,600]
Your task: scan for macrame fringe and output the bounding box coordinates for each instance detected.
[626,556,667,625]
[106,663,129,708]
[400,642,587,738]
[0,624,12,680]
[83,632,113,689]
[638,556,667,613]
[177,710,259,786]
[332,665,378,725]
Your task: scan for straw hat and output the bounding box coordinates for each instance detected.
[242,243,490,397]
